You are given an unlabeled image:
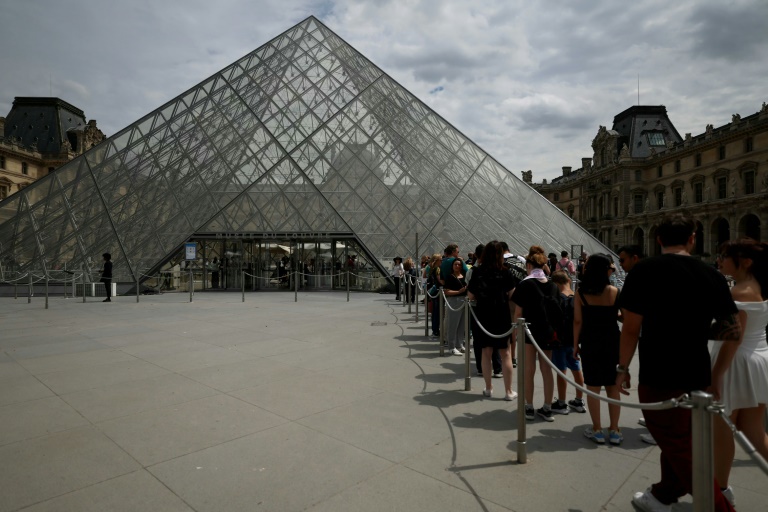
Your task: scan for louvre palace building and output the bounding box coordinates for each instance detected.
[0,98,105,201]
[531,103,768,259]
[0,17,606,293]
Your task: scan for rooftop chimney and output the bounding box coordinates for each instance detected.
[562,166,572,176]
[581,158,591,171]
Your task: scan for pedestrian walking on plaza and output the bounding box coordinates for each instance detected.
[711,239,768,508]
[100,253,113,302]
[573,254,622,445]
[616,213,741,512]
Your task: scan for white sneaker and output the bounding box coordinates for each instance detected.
[721,486,735,507]
[451,348,462,356]
[631,489,671,512]
[504,391,517,401]
[639,433,657,445]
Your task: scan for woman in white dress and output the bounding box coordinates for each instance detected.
[711,239,768,505]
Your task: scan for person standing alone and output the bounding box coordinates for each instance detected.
[100,253,113,303]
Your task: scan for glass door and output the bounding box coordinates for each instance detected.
[221,241,243,290]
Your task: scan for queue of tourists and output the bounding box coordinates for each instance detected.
[395,213,767,512]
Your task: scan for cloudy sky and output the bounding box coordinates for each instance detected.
[1,0,766,183]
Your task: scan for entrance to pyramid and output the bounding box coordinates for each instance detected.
[145,236,388,293]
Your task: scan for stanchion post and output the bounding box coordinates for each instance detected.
[189,267,193,303]
[415,275,419,321]
[294,269,298,302]
[45,273,49,309]
[82,265,86,303]
[346,270,350,302]
[464,299,471,391]
[136,272,140,303]
[28,271,32,303]
[516,318,527,464]
[407,276,412,314]
[14,278,18,300]
[242,271,245,302]
[691,390,714,512]
[424,289,429,337]
[439,291,445,356]
[414,232,419,318]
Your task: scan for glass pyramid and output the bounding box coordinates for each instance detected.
[0,16,609,280]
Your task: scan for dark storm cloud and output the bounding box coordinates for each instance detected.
[385,47,497,83]
[687,2,768,61]
[515,105,595,132]
[1,0,765,184]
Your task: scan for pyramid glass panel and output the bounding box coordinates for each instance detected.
[0,16,611,282]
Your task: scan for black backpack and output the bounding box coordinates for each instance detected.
[556,293,574,346]
[528,280,565,345]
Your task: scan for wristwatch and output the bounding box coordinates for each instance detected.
[615,364,629,374]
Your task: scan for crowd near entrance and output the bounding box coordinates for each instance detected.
[150,236,386,293]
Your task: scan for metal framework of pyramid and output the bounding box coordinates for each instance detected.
[0,16,608,280]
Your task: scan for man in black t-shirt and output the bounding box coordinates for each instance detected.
[616,214,740,512]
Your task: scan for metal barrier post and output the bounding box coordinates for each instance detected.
[346,270,350,302]
[439,291,445,356]
[28,271,32,303]
[407,276,412,314]
[424,290,430,336]
[415,275,419,321]
[295,269,299,302]
[464,299,471,391]
[402,276,406,307]
[516,318,527,464]
[82,265,86,303]
[242,271,245,302]
[136,273,140,303]
[45,274,49,309]
[189,267,193,303]
[691,390,715,512]
[14,279,18,299]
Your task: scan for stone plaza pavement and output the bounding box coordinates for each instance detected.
[0,291,766,512]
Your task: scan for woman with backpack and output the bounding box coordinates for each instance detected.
[573,253,622,445]
[511,246,560,421]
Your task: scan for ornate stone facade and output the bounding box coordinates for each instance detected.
[0,98,105,201]
[533,103,768,261]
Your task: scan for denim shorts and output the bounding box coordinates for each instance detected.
[551,345,581,372]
